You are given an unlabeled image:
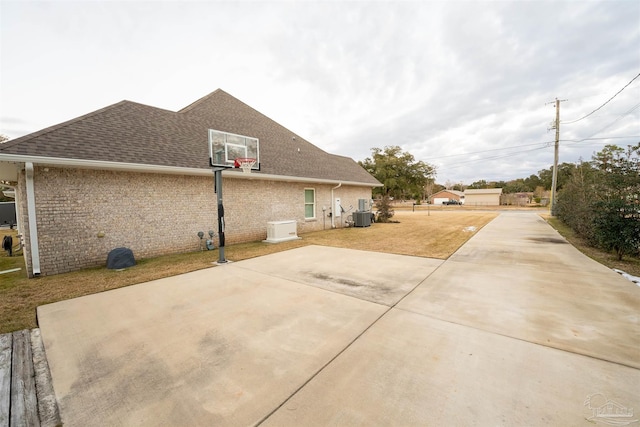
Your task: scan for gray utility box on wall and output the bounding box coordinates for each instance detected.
[353,211,371,227]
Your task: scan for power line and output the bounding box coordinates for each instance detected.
[567,101,640,142]
[437,145,549,169]
[562,135,640,143]
[436,135,639,172]
[432,136,638,170]
[562,71,640,124]
[424,141,552,160]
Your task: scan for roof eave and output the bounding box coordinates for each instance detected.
[0,154,382,187]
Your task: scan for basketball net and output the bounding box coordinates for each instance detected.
[234,158,256,173]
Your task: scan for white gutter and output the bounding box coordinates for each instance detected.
[24,162,40,276]
[331,182,342,229]
[0,154,382,188]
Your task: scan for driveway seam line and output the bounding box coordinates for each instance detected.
[253,306,392,427]
[394,306,640,371]
[255,261,447,426]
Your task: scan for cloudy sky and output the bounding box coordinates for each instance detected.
[1,0,639,185]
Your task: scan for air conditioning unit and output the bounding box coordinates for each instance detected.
[358,198,374,211]
[264,220,301,243]
[353,211,371,227]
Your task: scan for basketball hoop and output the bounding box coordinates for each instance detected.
[234,157,256,173]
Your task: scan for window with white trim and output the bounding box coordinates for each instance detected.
[304,188,315,219]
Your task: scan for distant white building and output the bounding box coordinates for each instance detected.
[464,188,503,206]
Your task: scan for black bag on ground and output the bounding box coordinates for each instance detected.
[106,247,136,269]
[2,235,12,256]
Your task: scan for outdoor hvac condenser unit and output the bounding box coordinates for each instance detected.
[264,220,301,243]
[353,211,371,227]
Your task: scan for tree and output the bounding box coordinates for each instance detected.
[524,174,542,191]
[533,186,546,202]
[359,146,436,200]
[556,144,640,260]
[0,134,9,143]
[538,162,575,191]
[467,180,492,189]
[502,179,530,194]
[591,144,640,260]
[556,161,598,242]
[423,178,442,202]
[424,181,444,201]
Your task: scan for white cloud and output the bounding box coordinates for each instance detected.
[1,0,638,184]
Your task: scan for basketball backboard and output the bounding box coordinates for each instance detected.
[208,129,260,170]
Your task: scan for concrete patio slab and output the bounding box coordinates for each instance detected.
[36,213,640,426]
[37,265,387,426]
[398,258,640,368]
[263,309,640,426]
[235,245,443,306]
[449,213,614,274]
[398,213,640,368]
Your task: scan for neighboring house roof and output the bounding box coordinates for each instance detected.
[464,188,503,195]
[431,189,464,198]
[0,89,381,186]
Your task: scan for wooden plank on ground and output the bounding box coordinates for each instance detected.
[0,333,12,427]
[10,330,40,427]
[30,330,60,427]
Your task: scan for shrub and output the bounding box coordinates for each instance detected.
[375,195,395,223]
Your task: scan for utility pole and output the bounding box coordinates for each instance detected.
[213,169,227,263]
[547,98,567,215]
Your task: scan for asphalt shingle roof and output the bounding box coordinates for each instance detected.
[1,89,380,186]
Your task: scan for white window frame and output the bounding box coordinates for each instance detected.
[304,188,316,220]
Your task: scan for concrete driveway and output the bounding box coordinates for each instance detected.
[37,213,640,426]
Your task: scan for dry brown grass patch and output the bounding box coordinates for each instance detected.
[301,211,496,258]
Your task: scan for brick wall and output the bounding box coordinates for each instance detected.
[17,166,373,276]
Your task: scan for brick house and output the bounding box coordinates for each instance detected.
[430,189,464,205]
[0,90,381,277]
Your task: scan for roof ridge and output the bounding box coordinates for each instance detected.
[178,89,224,113]
[179,89,327,151]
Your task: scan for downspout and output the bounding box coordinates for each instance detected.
[25,163,41,276]
[331,182,342,229]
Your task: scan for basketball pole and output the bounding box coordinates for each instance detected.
[214,168,227,263]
